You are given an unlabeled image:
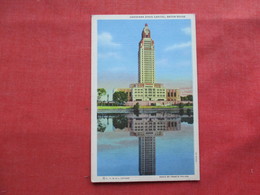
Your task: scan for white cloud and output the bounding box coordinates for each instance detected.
[99,52,121,59]
[165,42,191,51]
[98,32,121,48]
[181,27,191,35]
[157,58,169,67]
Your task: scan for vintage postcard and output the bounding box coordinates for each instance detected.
[91,14,199,182]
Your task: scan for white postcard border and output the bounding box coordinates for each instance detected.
[91,14,199,183]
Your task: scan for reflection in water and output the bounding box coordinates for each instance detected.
[97,119,106,132]
[181,117,193,124]
[127,113,181,175]
[98,112,182,176]
[113,115,128,129]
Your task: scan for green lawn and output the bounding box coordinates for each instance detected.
[184,106,193,108]
[98,106,132,109]
[140,106,178,108]
[98,105,193,109]
[140,105,193,108]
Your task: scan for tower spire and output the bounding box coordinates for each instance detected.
[142,24,151,38]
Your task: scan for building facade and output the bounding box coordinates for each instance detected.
[114,24,181,105]
[166,89,180,102]
[130,83,166,101]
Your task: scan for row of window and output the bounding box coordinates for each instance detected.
[134,93,164,96]
[134,90,165,93]
[134,127,168,129]
[134,121,170,125]
[134,88,165,91]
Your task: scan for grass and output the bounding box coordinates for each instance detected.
[98,105,193,109]
[98,106,132,109]
[140,106,178,108]
[183,106,193,108]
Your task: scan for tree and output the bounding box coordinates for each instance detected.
[113,91,128,105]
[178,103,184,108]
[133,103,140,116]
[187,108,192,116]
[181,117,193,124]
[113,115,128,129]
[187,95,193,101]
[179,108,184,116]
[181,95,193,101]
[97,119,106,132]
[97,88,106,102]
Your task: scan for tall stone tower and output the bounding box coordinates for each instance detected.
[138,24,155,84]
[115,23,181,104]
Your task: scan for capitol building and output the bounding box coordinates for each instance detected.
[114,24,181,106]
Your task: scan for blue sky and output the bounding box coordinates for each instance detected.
[97,19,194,99]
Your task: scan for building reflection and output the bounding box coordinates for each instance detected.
[127,113,181,175]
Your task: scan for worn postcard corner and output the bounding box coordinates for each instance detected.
[91,14,199,183]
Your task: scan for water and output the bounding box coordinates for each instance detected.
[97,112,194,176]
